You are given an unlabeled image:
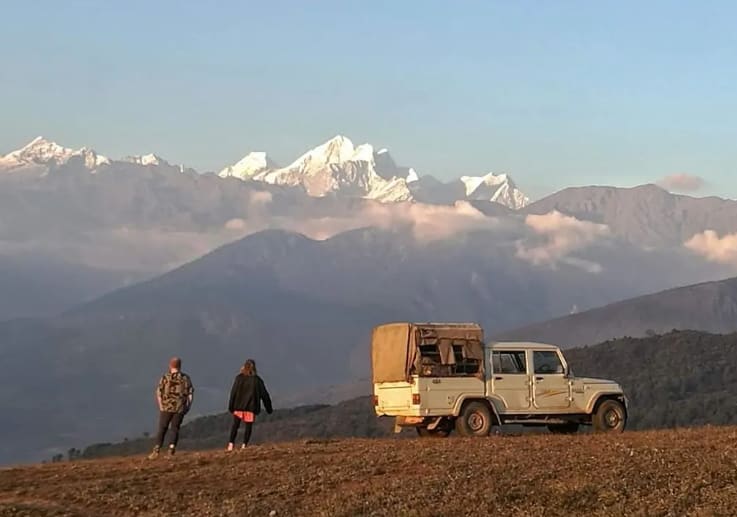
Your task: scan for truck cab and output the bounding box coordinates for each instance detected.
[372,322,628,436]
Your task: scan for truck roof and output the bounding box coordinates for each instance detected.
[488,341,560,351]
[376,322,482,330]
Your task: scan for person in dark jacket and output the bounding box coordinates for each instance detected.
[227,359,272,451]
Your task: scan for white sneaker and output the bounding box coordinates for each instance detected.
[226,443,234,452]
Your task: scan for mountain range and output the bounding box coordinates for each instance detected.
[216,134,530,207]
[2,133,737,465]
[2,135,529,208]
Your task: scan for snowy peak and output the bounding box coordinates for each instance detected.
[0,137,109,171]
[124,153,169,166]
[123,153,192,173]
[461,172,529,209]
[284,135,356,173]
[1,136,73,167]
[73,147,111,169]
[221,135,415,203]
[218,151,277,180]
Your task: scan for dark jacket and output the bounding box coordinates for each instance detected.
[228,373,273,415]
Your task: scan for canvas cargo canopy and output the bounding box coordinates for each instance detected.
[371,322,484,383]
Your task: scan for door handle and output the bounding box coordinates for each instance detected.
[494,376,504,380]
[535,376,544,381]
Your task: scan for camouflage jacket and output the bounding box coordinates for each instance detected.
[157,371,194,413]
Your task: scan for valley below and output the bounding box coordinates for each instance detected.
[2,427,736,516]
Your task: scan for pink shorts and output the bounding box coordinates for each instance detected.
[233,411,255,423]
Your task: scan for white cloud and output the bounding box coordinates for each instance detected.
[221,200,501,242]
[657,173,706,193]
[516,211,610,271]
[685,230,737,264]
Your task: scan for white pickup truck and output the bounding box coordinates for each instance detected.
[372,322,628,436]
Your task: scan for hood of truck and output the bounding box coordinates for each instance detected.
[576,376,620,387]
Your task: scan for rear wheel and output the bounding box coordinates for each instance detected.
[548,423,580,434]
[593,399,626,433]
[455,401,493,437]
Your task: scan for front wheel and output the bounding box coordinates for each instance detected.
[592,399,626,433]
[455,401,493,437]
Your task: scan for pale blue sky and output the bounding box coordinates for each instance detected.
[1,0,736,198]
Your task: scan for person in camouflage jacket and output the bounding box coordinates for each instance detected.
[148,357,194,458]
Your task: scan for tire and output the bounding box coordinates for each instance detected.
[592,399,626,433]
[455,401,493,437]
[416,426,450,438]
[548,423,580,434]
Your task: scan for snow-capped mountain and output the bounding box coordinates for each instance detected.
[123,153,188,172]
[123,153,167,166]
[461,173,529,209]
[0,137,110,171]
[0,138,195,175]
[407,172,529,209]
[220,136,530,208]
[2,135,530,208]
[222,135,414,203]
[219,152,277,180]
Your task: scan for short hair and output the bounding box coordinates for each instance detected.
[169,357,182,370]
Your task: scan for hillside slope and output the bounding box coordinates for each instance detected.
[497,277,737,347]
[3,429,737,516]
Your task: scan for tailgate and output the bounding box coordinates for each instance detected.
[375,381,415,411]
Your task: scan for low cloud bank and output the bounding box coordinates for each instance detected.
[516,211,610,272]
[225,200,500,242]
[685,230,737,265]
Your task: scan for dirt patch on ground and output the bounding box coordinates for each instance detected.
[2,427,737,516]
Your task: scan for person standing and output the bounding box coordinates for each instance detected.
[227,359,273,451]
[148,357,194,459]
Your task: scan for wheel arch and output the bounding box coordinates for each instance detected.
[453,396,502,425]
[589,393,628,418]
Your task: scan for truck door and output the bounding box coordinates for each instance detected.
[490,350,531,410]
[531,350,571,410]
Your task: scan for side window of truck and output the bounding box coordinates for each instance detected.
[492,351,527,374]
[452,344,481,375]
[533,351,564,374]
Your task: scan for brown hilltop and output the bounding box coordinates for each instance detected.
[2,427,737,516]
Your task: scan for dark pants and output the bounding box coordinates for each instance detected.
[229,416,254,445]
[155,411,185,448]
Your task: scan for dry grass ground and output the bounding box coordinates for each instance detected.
[1,427,737,516]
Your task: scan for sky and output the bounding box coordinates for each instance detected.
[1,0,736,199]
